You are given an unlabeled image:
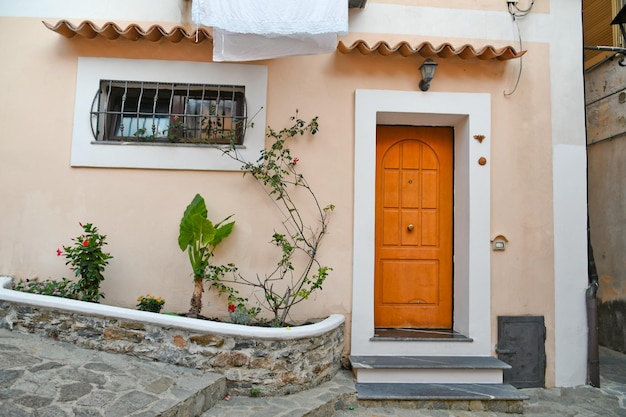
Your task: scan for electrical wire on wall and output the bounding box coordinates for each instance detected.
[504,0,536,96]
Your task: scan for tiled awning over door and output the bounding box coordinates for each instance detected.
[338,40,525,60]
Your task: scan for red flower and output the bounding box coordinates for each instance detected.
[228,304,236,313]
[82,240,89,247]
[292,157,299,165]
[56,248,62,257]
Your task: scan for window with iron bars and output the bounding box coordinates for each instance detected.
[91,80,247,145]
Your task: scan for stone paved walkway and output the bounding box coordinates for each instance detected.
[2,326,626,416]
[0,328,226,416]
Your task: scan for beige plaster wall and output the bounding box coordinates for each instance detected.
[0,3,562,383]
[0,17,359,322]
[488,43,556,386]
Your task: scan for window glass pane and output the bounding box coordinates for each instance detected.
[116,116,170,138]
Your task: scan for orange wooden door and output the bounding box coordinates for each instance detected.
[374,126,453,329]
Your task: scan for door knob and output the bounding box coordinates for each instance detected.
[407,224,414,232]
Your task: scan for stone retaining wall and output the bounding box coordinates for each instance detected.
[0,277,345,397]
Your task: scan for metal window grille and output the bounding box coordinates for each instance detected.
[91,80,247,145]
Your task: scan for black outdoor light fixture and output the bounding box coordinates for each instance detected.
[419,58,438,91]
[612,3,626,47]
[583,4,626,65]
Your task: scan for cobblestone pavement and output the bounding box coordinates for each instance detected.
[1,326,626,417]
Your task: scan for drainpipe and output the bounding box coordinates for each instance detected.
[587,222,600,388]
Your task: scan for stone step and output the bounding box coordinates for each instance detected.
[354,382,527,414]
[350,355,511,384]
[200,370,357,417]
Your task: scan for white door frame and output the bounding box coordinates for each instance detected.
[351,89,492,356]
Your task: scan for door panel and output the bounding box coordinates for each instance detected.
[374,126,453,329]
[381,260,439,304]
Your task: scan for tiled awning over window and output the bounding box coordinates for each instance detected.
[43,20,211,43]
[43,21,525,60]
[338,40,525,60]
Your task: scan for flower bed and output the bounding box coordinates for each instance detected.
[0,276,345,396]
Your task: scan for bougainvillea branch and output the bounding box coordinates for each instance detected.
[212,112,334,327]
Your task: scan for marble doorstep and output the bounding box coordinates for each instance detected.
[355,382,528,401]
[350,355,511,370]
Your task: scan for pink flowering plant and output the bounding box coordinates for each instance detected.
[212,112,334,327]
[14,222,112,302]
[14,277,75,298]
[59,222,113,302]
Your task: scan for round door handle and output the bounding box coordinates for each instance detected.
[407,224,414,232]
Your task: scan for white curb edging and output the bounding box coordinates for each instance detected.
[0,276,345,339]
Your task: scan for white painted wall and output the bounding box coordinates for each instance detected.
[549,0,589,387]
[0,0,185,23]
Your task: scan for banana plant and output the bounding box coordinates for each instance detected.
[178,194,234,318]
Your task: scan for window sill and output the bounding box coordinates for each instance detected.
[91,141,247,150]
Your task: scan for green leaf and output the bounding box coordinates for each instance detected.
[197,215,217,246]
[178,194,208,250]
[212,220,235,247]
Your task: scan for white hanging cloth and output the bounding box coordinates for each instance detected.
[192,0,349,61]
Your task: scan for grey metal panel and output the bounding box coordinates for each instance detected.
[497,316,546,388]
[349,0,367,8]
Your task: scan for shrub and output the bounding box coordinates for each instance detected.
[14,277,76,298]
[15,223,113,302]
[58,222,113,302]
[136,294,166,313]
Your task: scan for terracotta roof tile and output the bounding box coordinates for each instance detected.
[44,21,523,60]
[338,40,525,60]
[43,20,211,43]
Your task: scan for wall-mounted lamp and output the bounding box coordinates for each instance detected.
[612,4,626,66]
[419,58,438,91]
[612,4,626,46]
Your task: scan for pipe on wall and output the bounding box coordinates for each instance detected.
[587,223,600,388]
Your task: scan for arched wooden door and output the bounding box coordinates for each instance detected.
[374,126,453,329]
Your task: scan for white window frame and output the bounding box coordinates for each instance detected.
[71,57,267,171]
